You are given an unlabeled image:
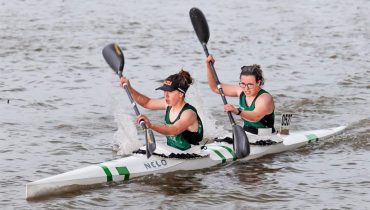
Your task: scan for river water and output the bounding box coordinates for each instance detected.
[1,0,369,209]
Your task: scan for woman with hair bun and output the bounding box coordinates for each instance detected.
[119,69,203,151]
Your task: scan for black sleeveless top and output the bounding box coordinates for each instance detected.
[164,103,203,150]
[239,89,275,134]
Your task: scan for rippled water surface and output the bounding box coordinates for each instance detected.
[1,0,369,209]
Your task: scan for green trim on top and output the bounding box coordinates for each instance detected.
[306,134,319,143]
[100,165,113,182]
[220,145,237,161]
[116,166,130,180]
[211,149,226,163]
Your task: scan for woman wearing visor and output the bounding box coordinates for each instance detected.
[119,70,203,151]
[205,55,275,135]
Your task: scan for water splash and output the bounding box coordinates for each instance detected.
[187,82,227,141]
[112,110,142,156]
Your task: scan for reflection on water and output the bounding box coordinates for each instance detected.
[136,172,207,196]
[232,160,284,185]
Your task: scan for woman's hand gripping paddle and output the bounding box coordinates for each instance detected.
[189,8,250,158]
[102,43,156,158]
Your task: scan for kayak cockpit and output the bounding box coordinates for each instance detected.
[133,141,209,159]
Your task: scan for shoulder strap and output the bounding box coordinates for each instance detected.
[166,103,193,124]
[256,89,268,97]
[164,106,171,124]
[245,89,269,108]
[175,103,193,121]
[239,91,247,107]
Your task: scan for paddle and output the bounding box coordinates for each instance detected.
[102,43,156,158]
[189,8,250,158]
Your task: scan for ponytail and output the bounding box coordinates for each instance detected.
[178,69,193,86]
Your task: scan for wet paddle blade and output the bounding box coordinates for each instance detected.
[232,125,250,158]
[189,7,210,44]
[146,129,156,158]
[102,43,157,158]
[189,7,250,158]
[102,43,125,74]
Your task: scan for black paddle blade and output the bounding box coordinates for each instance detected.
[146,129,156,158]
[102,43,125,74]
[189,7,210,44]
[232,125,250,158]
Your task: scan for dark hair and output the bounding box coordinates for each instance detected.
[177,69,193,86]
[240,64,264,86]
[163,69,193,94]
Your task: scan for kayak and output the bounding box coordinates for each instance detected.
[26,125,346,199]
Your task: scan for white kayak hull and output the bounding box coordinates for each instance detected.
[26,126,346,199]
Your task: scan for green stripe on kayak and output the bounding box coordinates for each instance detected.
[211,149,226,163]
[116,166,130,180]
[100,165,113,182]
[306,134,319,143]
[220,145,237,161]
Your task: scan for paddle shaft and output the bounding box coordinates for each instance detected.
[118,72,147,129]
[202,43,236,126]
[189,8,249,158]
